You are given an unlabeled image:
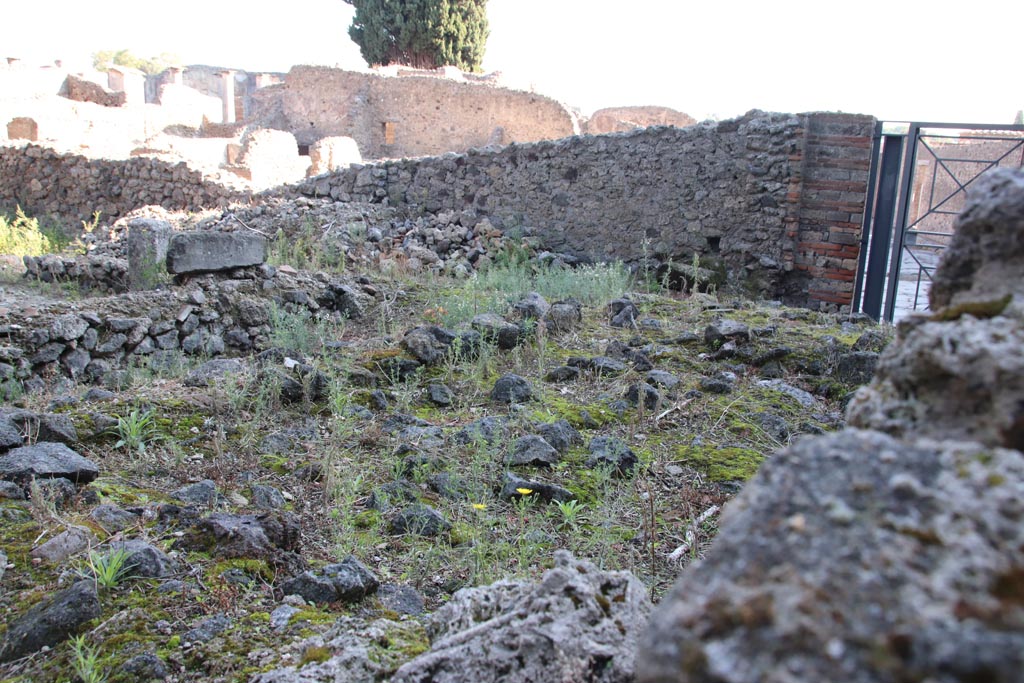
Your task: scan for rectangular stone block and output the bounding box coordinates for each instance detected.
[166,231,267,275]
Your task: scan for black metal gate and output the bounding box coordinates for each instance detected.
[854,121,1024,321]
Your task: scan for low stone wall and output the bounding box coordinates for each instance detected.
[0,267,368,391]
[300,110,876,309]
[22,254,129,294]
[0,143,252,225]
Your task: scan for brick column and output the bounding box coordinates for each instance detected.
[791,112,875,310]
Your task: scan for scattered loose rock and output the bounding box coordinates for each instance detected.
[506,435,560,467]
[389,504,451,537]
[586,436,639,475]
[490,374,533,404]
[0,442,99,485]
[279,556,380,605]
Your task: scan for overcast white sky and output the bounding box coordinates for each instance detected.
[4,0,1021,123]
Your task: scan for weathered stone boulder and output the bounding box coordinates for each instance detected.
[401,326,479,365]
[105,539,179,579]
[490,373,532,403]
[542,299,583,333]
[184,358,248,388]
[638,430,1024,683]
[173,512,302,569]
[927,168,1024,313]
[0,580,101,662]
[505,435,560,467]
[278,556,379,604]
[638,167,1024,683]
[586,436,639,475]
[316,280,366,319]
[848,168,1024,450]
[30,526,97,564]
[392,551,651,683]
[307,136,362,177]
[0,409,77,445]
[471,313,524,349]
[7,116,38,141]
[0,442,98,485]
[166,231,267,274]
[388,504,450,537]
[252,618,426,683]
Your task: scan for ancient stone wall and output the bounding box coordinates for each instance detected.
[583,106,697,135]
[249,66,578,159]
[301,110,876,309]
[0,144,251,224]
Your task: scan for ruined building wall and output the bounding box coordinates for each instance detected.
[249,66,578,159]
[0,144,250,224]
[303,111,875,309]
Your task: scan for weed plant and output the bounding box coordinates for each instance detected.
[433,254,632,327]
[268,219,346,272]
[85,547,133,589]
[69,635,107,683]
[112,408,162,454]
[268,304,345,356]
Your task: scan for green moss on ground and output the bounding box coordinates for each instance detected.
[673,445,765,482]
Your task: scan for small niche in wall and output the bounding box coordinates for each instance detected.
[383,121,396,146]
[707,236,721,253]
[297,144,310,156]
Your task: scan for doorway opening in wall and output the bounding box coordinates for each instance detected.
[853,121,1024,322]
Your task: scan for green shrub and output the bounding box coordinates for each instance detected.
[0,206,62,257]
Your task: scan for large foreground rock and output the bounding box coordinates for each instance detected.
[392,551,651,683]
[848,168,1024,450]
[637,430,1024,682]
[166,231,267,274]
[638,168,1024,682]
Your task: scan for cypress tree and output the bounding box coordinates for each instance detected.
[344,0,489,72]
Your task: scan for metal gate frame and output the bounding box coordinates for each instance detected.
[854,121,1024,321]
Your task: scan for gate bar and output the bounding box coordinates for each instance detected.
[883,123,922,321]
[861,133,906,320]
[852,121,884,312]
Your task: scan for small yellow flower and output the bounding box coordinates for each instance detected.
[515,488,533,495]
[471,503,487,510]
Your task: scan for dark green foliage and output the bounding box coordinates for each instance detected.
[344,0,489,72]
[91,49,181,75]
